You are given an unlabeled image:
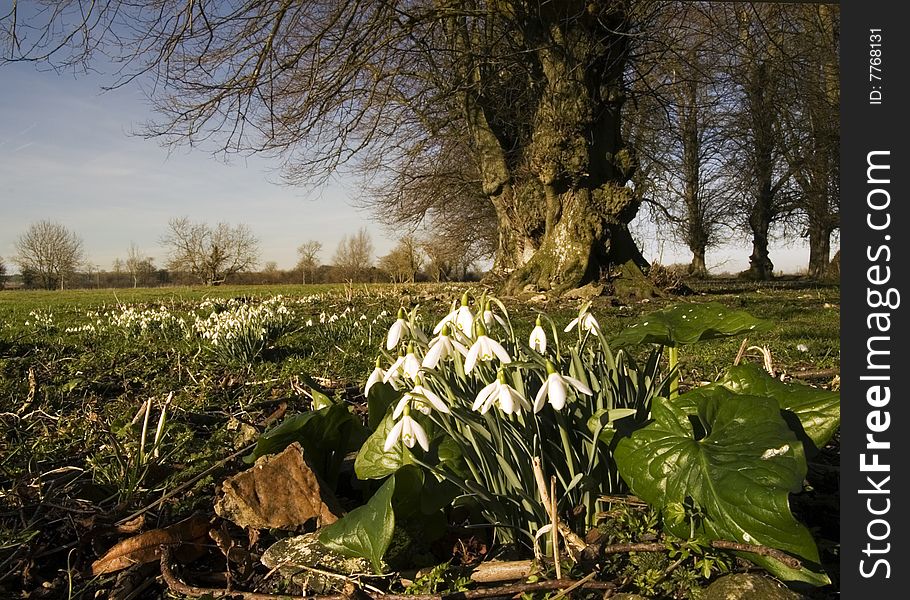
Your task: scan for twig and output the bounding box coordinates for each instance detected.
[733,338,748,366]
[160,547,616,600]
[588,541,801,570]
[550,476,560,580]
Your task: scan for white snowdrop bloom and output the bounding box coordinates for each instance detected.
[422,325,469,369]
[464,324,512,373]
[472,372,530,415]
[383,414,429,452]
[533,361,593,413]
[481,305,507,330]
[386,308,410,350]
[365,358,386,397]
[797,343,809,353]
[393,383,450,418]
[434,293,475,336]
[384,343,422,385]
[564,307,601,334]
[529,316,547,353]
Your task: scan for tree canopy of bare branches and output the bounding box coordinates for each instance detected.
[3,1,840,285]
[161,217,259,285]
[14,220,85,290]
[295,240,322,284]
[332,228,374,283]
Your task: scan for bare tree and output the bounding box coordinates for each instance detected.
[161,217,259,285]
[296,240,322,284]
[0,255,6,286]
[378,236,423,283]
[628,7,737,278]
[776,4,839,278]
[333,229,374,283]
[1,1,672,295]
[124,243,156,288]
[14,220,85,290]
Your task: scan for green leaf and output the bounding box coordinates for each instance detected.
[715,364,839,452]
[615,394,829,585]
[310,387,334,410]
[367,382,399,431]
[354,412,415,480]
[318,475,396,573]
[611,302,771,348]
[246,404,368,487]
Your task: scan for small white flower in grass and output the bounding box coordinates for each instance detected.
[564,302,601,334]
[383,414,430,452]
[464,322,512,373]
[423,324,469,369]
[534,360,593,413]
[434,292,475,336]
[386,308,410,350]
[529,315,547,353]
[364,356,386,397]
[472,370,531,415]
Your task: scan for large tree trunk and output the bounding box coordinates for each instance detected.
[492,2,653,296]
[807,222,833,279]
[745,196,774,280]
[688,247,708,279]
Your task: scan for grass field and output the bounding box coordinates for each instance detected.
[0,280,840,598]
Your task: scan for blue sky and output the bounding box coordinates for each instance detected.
[0,59,820,275]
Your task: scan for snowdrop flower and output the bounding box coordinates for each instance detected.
[364,357,386,397]
[434,292,475,336]
[533,360,593,413]
[529,315,547,353]
[464,323,512,373]
[386,308,410,350]
[384,342,422,384]
[422,324,469,369]
[393,381,450,417]
[564,302,601,334]
[472,371,531,415]
[383,414,430,452]
[480,301,507,331]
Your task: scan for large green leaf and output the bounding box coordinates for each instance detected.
[246,404,368,486]
[682,364,840,452]
[614,394,829,585]
[354,412,416,480]
[611,302,771,347]
[318,475,396,573]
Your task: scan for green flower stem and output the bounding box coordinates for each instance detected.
[669,345,679,398]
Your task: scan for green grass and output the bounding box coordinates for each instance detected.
[0,280,840,597]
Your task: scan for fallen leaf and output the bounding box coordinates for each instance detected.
[215,442,343,530]
[91,515,210,575]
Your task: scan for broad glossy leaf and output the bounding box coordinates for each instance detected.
[682,365,840,452]
[354,412,415,480]
[318,475,396,573]
[367,381,399,431]
[615,394,829,585]
[611,302,771,347]
[246,404,368,487]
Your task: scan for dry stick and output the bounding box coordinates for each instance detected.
[531,458,585,559]
[592,541,801,570]
[733,338,749,366]
[549,476,560,580]
[160,547,615,600]
[114,442,257,526]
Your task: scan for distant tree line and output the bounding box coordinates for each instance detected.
[2,219,481,291]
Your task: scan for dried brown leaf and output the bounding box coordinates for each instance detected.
[91,515,210,575]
